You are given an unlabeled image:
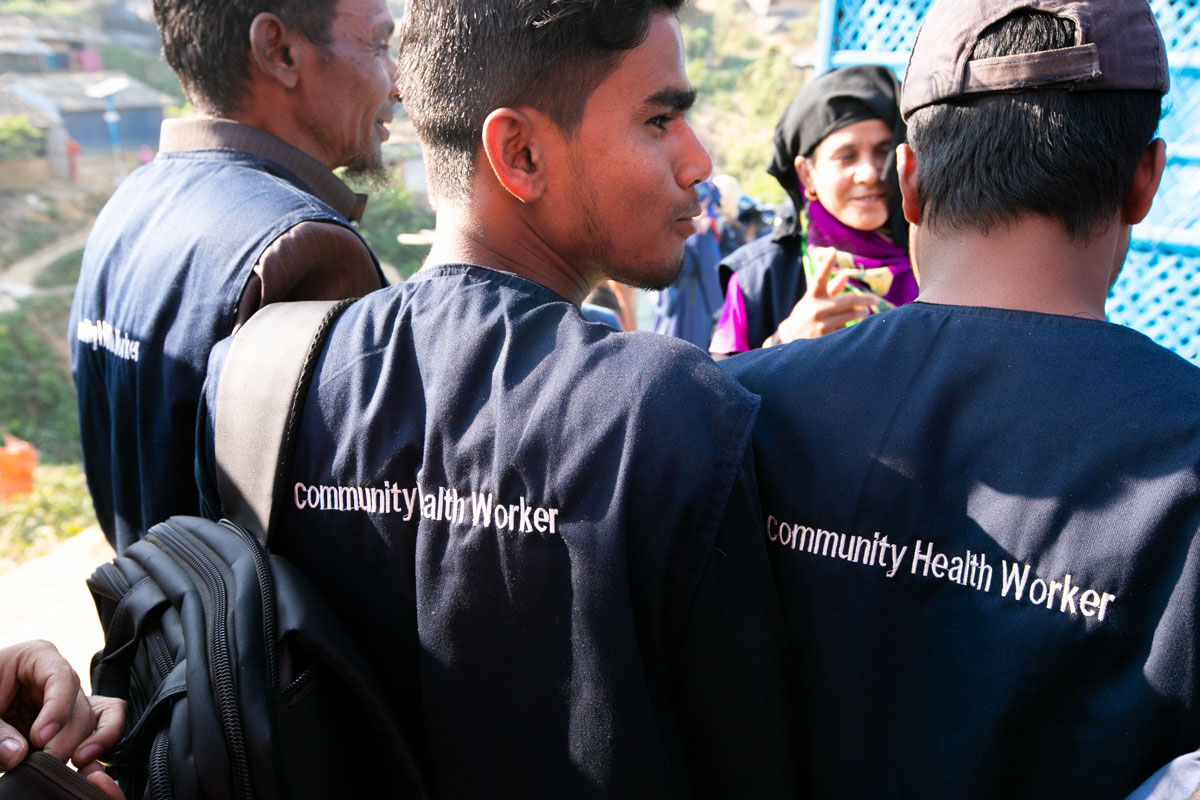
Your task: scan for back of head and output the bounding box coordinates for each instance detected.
[153,0,339,116]
[396,0,684,204]
[903,0,1166,240]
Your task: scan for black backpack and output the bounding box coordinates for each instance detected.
[86,301,428,800]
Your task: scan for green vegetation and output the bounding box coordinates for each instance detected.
[0,291,93,568]
[99,44,187,105]
[0,0,82,18]
[35,247,83,289]
[165,100,194,119]
[0,463,95,569]
[345,176,435,281]
[680,0,821,203]
[0,115,45,161]
[0,296,81,465]
[4,216,64,270]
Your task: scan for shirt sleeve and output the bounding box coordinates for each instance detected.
[235,220,385,330]
[709,273,751,356]
[671,450,798,798]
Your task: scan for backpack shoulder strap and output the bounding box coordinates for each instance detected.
[214,299,354,546]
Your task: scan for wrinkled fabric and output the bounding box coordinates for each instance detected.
[71,123,382,552]
[724,301,1200,798]
[199,265,797,798]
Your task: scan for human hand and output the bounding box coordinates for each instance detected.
[78,754,127,800]
[768,248,882,344]
[0,639,126,798]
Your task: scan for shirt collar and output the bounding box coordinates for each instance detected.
[158,117,368,222]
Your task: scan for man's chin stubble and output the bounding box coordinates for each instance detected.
[614,254,685,292]
[342,149,391,186]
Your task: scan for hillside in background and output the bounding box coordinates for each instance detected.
[682,0,820,203]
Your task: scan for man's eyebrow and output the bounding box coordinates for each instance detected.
[644,88,697,114]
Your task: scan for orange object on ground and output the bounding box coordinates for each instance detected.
[0,436,38,502]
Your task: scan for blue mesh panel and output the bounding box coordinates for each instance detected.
[831,0,1200,57]
[1107,246,1200,363]
[1141,158,1200,231]
[1151,0,1200,51]
[1158,69,1200,150]
[834,0,930,53]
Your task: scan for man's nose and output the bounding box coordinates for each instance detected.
[677,124,713,189]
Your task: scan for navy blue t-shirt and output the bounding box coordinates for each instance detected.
[723,301,1200,798]
[200,265,795,798]
[70,146,378,552]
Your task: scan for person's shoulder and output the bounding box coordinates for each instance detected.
[1100,322,1200,407]
[168,147,340,213]
[592,329,759,418]
[721,304,906,391]
[271,219,373,261]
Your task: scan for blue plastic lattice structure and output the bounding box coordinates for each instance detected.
[817,0,1200,364]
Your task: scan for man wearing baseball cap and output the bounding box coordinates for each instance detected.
[723,0,1200,796]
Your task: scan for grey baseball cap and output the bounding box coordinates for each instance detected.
[900,0,1169,120]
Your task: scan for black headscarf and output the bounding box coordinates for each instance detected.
[767,65,908,247]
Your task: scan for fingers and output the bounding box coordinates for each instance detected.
[814,309,869,334]
[810,293,882,336]
[2,640,95,762]
[806,248,838,299]
[0,642,123,777]
[80,762,127,800]
[29,672,94,763]
[0,640,82,762]
[0,716,29,770]
[824,291,883,314]
[72,696,126,767]
[825,269,852,297]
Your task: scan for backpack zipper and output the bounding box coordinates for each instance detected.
[147,727,175,800]
[152,521,255,800]
[219,519,279,688]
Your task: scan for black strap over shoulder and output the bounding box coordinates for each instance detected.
[214,299,353,544]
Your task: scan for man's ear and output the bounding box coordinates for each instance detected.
[1123,138,1167,225]
[896,143,920,225]
[249,12,302,90]
[481,107,545,203]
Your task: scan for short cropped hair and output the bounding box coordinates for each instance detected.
[153,0,339,115]
[397,0,685,203]
[906,10,1162,240]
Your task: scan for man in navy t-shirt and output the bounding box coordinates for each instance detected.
[200,2,795,796]
[723,1,1200,797]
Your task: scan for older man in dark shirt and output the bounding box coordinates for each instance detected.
[71,0,395,551]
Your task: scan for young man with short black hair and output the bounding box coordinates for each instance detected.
[723,0,1199,795]
[199,2,794,796]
